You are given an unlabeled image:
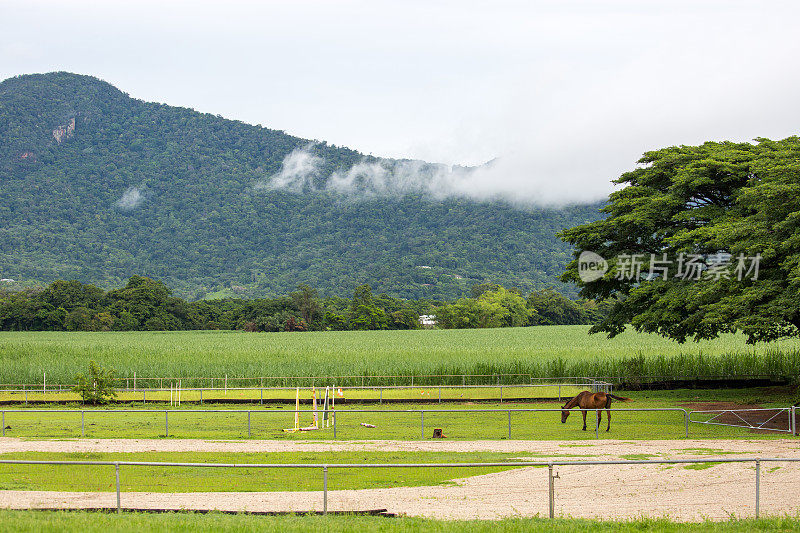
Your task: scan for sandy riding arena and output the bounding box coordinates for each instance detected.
[2,438,800,521]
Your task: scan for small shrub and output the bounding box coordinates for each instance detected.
[73,360,117,405]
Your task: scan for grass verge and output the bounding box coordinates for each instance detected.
[0,511,799,532]
[0,451,523,492]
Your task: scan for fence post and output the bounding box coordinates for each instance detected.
[438,386,441,403]
[684,409,689,438]
[143,391,146,405]
[323,465,328,515]
[248,411,251,438]
[380,388,382,404]
[81,411,85,437]
[200,389,203,404]
[595,410,599,439]
[558,385,561,402]
[165,411,169,437]
[792,405,796,436]
[548,463,555,518]
[115,462,121,513]
[2,411,4,437]
[260,387,262,405]
[755,459,760,518]
[421,411,424,439]
[500,384,503,403]
[507,410,511,439]
[333,411,337,438]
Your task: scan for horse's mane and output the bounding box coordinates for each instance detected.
[563,393,582,409]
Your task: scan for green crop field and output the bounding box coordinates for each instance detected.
[2,326,800,386]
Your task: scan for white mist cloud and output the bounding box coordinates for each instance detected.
[115,186,144,209]
[265,146,601,206]
[256,145,322,192]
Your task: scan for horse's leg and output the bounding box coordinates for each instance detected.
[581,410,587,431]
[597,409,601,431]
[606,408,611,432]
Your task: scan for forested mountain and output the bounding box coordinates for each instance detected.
[0,72,601,300]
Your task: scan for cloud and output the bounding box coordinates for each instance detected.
[264,146,605,206]
[115,186,144,209]
[256,145,322,192]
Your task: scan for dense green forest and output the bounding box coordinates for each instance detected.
[0,277,608,332]
[0,72,601,300]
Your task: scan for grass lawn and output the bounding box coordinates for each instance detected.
[0,451,527,493]
[0,389,794,441]
[0,511,798,532]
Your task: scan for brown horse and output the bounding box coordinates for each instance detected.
[561,391,631,431]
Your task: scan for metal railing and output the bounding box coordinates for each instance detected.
[1,407,689,439]
[0,456,797,518]
[0,381,610,405]
[0,375,612,390]
[689,407,797,434]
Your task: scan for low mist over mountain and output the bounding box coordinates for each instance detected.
[0,72,601,299]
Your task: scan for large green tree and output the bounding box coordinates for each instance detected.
[560,137,800,343]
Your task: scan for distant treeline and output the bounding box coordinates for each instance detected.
[0,276,610,332]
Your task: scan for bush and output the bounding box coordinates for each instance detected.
[73,361,117,405]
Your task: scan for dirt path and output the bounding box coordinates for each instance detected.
[2,438,800,521]
[2,437,800,456]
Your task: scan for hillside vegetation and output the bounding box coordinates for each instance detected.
[0,72,600,300]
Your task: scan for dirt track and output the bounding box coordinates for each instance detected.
[2,438,800,520]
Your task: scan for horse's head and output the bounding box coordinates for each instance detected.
[561,403,570,423]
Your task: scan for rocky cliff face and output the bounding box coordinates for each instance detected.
[52,117,75,144]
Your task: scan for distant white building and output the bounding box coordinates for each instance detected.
[419,314,437,327]
[0,279,15,283]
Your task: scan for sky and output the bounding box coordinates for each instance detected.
[2,0,800,204]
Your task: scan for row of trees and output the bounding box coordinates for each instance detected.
[0,277,609,332]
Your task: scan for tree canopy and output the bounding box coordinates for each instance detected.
[560,137,800,343]
[0,277,606,332]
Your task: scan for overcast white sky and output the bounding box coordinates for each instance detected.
[2,1,800,203]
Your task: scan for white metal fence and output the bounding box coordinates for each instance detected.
[0,375,612,391]
[0,379,612,405]
[1,407,689,439]
[690,407,797,434]
[0,457,797,518]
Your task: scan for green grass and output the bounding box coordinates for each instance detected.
[2,326,800,387]
[0,451,524,492]
[0,511,799,532]
[684,462,723,470]
[0,390,793,441]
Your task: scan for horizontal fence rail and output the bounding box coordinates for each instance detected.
[689,407,797,434]
[1,457,798,518]
[0,375,612,390]
[2,372,792,390]
[0,382,612,406]
[1,407,690,439]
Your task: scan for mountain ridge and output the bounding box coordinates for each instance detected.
[0,72,602,299]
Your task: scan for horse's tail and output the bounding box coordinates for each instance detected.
[608,393,632,402]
